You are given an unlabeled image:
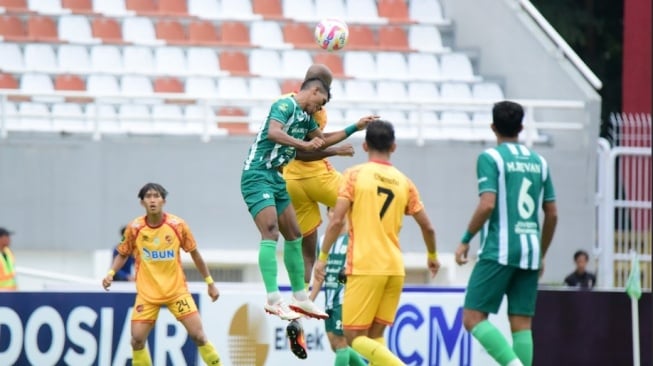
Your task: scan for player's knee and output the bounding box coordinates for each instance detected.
[262,223,280,239]
[462,309,486,331]
[131,337,147,350]
[188,331,208,346]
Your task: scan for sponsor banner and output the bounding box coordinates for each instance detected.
[0,291,198,366]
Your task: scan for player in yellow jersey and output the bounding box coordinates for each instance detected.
[102,183,223,366]
[313,120,441,366]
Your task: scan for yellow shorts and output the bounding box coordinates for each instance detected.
[285,171,343,235]
[342,275,405,330]
[131,293,198,323]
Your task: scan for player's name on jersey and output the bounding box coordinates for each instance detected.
[374,173,400,186]
[506,161,541,173]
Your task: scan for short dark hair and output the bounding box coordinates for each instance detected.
[0,227,12,237]
[574,250,589,261]
[492,101,524,137]
[300,77,331,101]
[365,120,395,152]
[137,183,168,200]
[119,225,127,236]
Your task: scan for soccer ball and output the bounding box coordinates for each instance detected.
[314,18,349,51]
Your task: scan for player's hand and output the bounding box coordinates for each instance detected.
[335,143,354,157]
[313,260,327,283]
[208,284,220,302]
[427,258,440,278]
[355,115,380,130]
[454,244,470,265]
[303,137,325,151]
[102,275,113,291]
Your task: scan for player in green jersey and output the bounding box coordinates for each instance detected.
[310,207,366,366]
[455,101,558,366]
[241,75,378,323]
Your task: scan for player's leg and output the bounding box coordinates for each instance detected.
[130,295,158,366]
[301,229,318,284]
[343,276,403,366]
[285,177,321,284]
[506,269,539,366]
[463,260,523,366]
[277,202,327,319]
[170,294,222,366]
[327,306,366,366]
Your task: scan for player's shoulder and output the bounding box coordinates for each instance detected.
[272,96,296,111]
[127,217,146,231]
[164,213,187,227]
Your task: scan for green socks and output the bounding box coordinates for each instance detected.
[471,320,521,366]
[258,240,279,293]
[335,347,349,366]
[512,330,533,366]
[348,347,367,366]
[284,237,306,293]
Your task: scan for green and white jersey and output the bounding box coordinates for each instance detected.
[318,233,348,310]
[243,96,319,171]
[476,142,556,269]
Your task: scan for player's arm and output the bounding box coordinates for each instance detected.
[295,143,354,161]
[540,201,557,258]
[103,229,134,290]
[189,248,220,302]
[309,275,324,301]
[268,120,323,151]
[455,192,496,265]
[407,181,440,277]
[313,197,350,283]
[317,115,380,148]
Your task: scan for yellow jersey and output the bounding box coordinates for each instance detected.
[117,213,196,303]
[339,160,424,276]
[282,92,335,179]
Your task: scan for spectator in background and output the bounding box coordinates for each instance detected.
[0,227,17,291]
[564,250,596,289]
[112,226,135,281]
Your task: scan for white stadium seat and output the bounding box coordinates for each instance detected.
[329,79,345,100]
[20,74,55,100]
[123,46,154,74]
[87,75,120,94]
[249,49,282,77]
[152,104,186,134]
[283,0,316,20]
[343,51,377,79]
[345,0,379,22]
[249,78,281,99]
[344,79,376,100]
[0,101,19,130]
[409,0,445,23]
[122,17,162,45]
[119,104,151,134]
[120,76,153,95]
[24,44,57,73]
[281,50,313,78]
[58,45,92,74]
[217,77,249,99]
[93,0,132,16]
[408,81,440,101]
[250,21,287,48]
[407,53,441,81]
[85,104,122,134]
[188,0,221,19]
[0,44,25,72]
[315,0,346,19]
[440,53,475,81]
[28,0,70,14]
[58,15,98,44]
[18,102,51,131]
[220,0,257,20]
[440,82,472,100]
[155,47,187,76]
[472,82,505,101]
[377,81,408,102]
[187,48,221,76]
[376,52,408,79]
[52,103,89,132]
[441,111,473,140]
[185,77,218,97]
[91,45,123,73]
[409,25,445,52]
[184,104,212,134]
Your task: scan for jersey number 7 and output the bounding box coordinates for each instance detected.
[377,186,395,218]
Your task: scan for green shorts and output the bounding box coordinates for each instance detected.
[325,306,344,336]
[464,259,539,316]
[240,169,292,218]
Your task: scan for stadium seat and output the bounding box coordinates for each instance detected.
[58,45,91,73]
[312,53,345,78]
[250,78,281,98]
[54,74,85,90]
[156,20,187,44]
[62,0,92,13]
[85,104,121,134]
[250,20,286,48]
[183,104,210,134]
[413,110,442,140]
[122,17,162,45]
[93,0,131,15]
[90,45,123,73]
[120,75,154,97]
[347,25,376,50]
[0,44,24,72]
[152,104,186,134]
[472,82,505,101]
[52,103,89,132]
[440,53,475,81]
[27,15,59,42]
[0,15,28,41]
[472,112,496,140]
[329,79,344,100]
[315,0,346,19]
[91,18,123,43]
[407,53,441,81]
[0,0,27,11]
[119,104,151,134]
[155,47,187,75]
[408,81,439,100]
[409,0,445,23]
[343,51,377,79]
[282,0,316,21]
[187,48,221,76]
[217,106,249,135]
[158,0,187,15]
[252,0,283,19]
[27,0,69,14]
[188,20,220,45]
[408,25,445,53]
[440,82,472,100]
[220,0,257,20]
[188,0,220,19]
[376,52,408,79]
[344,108,372,126]
[0,101,19,129]
[248,105,269,132]
[282,22,314,48]
[344,79,376,100]
[219,50,250,75]
[377,81,407,102]
[280,79,301,94]
[377,109,407,124]
[281,50,312,78]
[185,76,217,97]
[220,21,250,46]
[18,102,51,131]
[440,111,473,140]
[20,73,55,97]
[58,15,98,44]
[123,46,155,74]
[125,0,157,15]
[217,77,249,100]
[153,77,183,93]
[86,75,120,94]
[377,0,409,22]
[345,0,379,22]
[378,26,409,51]
[0,73,19,89]
[249,49,282,77]
[24,44,58,73]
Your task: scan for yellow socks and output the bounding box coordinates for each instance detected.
[369,337,386,366]
[352,336,404,366]
[198,341,222,365]
[132,348,152,366]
